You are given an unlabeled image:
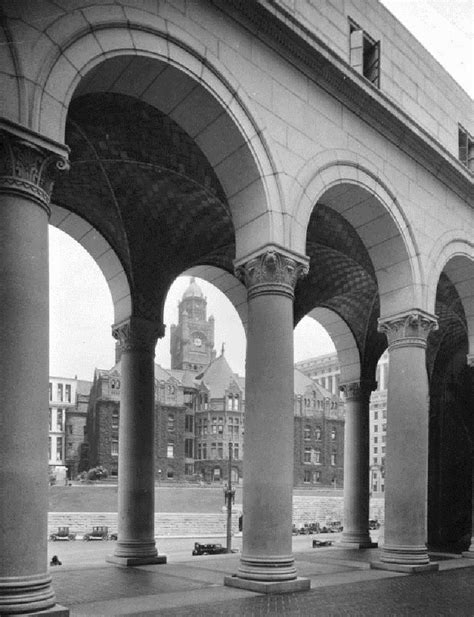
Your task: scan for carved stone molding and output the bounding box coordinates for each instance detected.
[340,380,376,401]
[112,317,165,354]
[378,309,438,350]
[235,248,309,299]
[0,129,69,212]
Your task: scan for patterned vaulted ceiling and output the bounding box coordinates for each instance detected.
[52,93,235,319]
[52,92,467,375]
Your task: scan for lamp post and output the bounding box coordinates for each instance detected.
[224,442,235,553]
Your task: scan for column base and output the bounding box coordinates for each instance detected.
[224,575,310,594]
[339,540,378,549]
[371,560,439,574]
[106,554,167,567]
[462,550,474,559]
[0,573,61,616]
[15,606,69,616]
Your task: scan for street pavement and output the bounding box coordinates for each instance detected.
[48,534,474,616]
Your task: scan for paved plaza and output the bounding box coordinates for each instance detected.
[48,536,474,616]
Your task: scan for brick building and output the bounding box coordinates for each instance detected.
[86,278,345,487]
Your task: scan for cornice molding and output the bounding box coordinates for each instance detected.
[213,0,473,204]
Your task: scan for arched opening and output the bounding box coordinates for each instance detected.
[427,256,474,552]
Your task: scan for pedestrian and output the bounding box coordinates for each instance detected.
[50,555,62,566]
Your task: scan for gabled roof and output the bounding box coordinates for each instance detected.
[196,353,243,398]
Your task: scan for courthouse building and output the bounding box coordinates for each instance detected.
[86,278,344,487]
[1,0,472,613]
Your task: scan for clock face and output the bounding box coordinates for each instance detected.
[194,337,202,347]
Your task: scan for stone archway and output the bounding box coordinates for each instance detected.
[426,249,474,552]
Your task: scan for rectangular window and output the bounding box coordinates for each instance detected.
[111,439,118,456]
[49,408,52,431]
[349,19,380,87]
[202,443,207,459]
[374,446,378,453]
[312,449,321,465]
[459,125,474,169]
[374,411,378,420]
[331,452,337,466]
[304,426,311,440]
[49,383,52,401]
[185,414,194,432]
[185,438,194,458]
[112,411,119,429]
[217,443,223,459]
[167,413,175,433]
[57,410,63,432]
[211,443,217,459]
[304,446,311,464]
[57,383,63,402]
[56,437,63,461]
[374,436,378,444]
[48,436,52,460]
[312,471,321,483]
[233,443,239,460]
[303,469,311,483]
[167,443,174,458]
[65,384,71,403]
[374,425,378,432]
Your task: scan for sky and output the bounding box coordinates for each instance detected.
[49,1,473,381]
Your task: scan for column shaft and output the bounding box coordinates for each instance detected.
[373,310,439,572]
[0,125,69,614]
[225,247,310,593]
[462,357,474,558]
[108,318,166,566]
[340,383,375,547]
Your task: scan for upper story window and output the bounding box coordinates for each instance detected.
[349,19,380,87]
[315,426,321,440]
[112,410,119,429]
[65,384,71,403]
[167,413,175,433]
[458,125,474,170]
[49,383,52,401]
[57,383,63,402]
[304,425,311,440]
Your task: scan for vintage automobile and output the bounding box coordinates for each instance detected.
[49,526,76,541]
[192,542,228,556]
[296,522,321,535]
[321,520,344,533]
[83,526,110,541]
[312,538,333,547]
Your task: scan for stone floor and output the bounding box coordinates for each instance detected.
[48,538,474,616]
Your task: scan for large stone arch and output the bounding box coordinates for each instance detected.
[426,234,474,355]
[33,21,284,259]
[291,150,422,317]
[49,205,131,324]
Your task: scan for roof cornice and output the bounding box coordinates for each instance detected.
[212,0,473,204]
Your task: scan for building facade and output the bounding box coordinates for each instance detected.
[1,0,472,611]
[296,350,389,494]
[48,376,91,483]
[86,279,344,487]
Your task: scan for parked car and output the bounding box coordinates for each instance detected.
[192,542,227,556]
[49,526,76,541]
[321,520,343,533]
[312,538,333,547]
[83,526,109,541]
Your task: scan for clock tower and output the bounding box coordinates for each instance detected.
[170,278,216,372]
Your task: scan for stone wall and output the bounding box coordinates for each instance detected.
[49,494,385,537]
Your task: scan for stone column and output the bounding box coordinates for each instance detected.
[0,123,69,615]
[107,317,167,566]
[225,247,310,593]
[372,309,439,573]
[339,380,377,548]
[462,353,474,558]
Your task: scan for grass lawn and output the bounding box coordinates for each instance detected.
[49,484,242,513]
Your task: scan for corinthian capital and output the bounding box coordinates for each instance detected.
[378,309,438,350]
[0,122,69,212]
[112,317,165,354]
[340,380,376,401]
[235,246,309,299]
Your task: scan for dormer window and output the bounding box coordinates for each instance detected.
[349,19,380,87]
